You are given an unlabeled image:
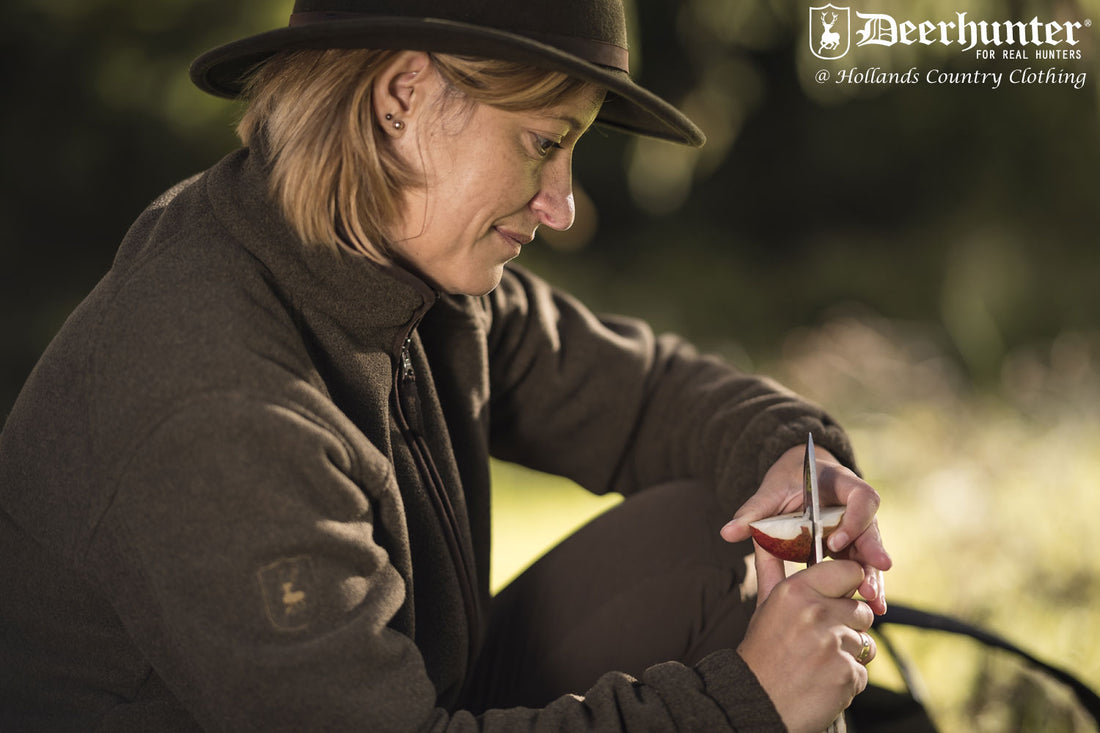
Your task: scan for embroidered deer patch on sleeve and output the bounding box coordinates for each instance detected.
[257,556,317,631]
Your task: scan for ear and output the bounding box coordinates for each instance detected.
[372,51,435,136]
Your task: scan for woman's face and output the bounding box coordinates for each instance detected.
[380,56,602,296]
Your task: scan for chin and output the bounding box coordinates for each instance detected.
[443,266,506,297]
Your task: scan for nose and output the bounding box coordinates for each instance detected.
[529,154,576,231]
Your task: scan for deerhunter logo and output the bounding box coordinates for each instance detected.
[808,4,1092,89]
[810,5,851,60]
[809,5,1088,60]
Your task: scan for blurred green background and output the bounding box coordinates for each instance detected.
[3,0,1100,729]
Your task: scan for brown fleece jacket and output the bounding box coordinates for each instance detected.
[0,143,856,731]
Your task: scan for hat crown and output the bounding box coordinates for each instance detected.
[289,0,629,58]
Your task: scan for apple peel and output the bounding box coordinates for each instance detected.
[749,505,846,562]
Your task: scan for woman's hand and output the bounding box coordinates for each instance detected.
[737,560,876,733]
[720,444,893,615]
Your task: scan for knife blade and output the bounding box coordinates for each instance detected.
[803,432,825,566]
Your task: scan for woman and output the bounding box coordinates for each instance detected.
[0,1,892,731]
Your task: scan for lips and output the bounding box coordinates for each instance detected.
[495,226,535,247]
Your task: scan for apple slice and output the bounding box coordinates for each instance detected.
[749,506,846,562]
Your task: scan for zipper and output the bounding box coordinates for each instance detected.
[394,330,482,677]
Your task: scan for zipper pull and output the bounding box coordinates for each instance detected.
[401,337,416,383]
[399,337,423,435]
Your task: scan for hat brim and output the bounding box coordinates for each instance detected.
[190,17,705,147]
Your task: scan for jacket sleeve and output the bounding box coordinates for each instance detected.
[89,391,443,732]
[485,265,858,517]
[90,391,784,733]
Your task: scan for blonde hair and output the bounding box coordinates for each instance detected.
[237,49,595,261]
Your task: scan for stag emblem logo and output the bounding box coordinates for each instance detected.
[258,556,316,631]
[809,4,851,60]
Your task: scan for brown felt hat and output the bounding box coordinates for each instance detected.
[190,0,704,147]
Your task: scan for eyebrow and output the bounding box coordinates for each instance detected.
[554,115,585,130]
[547,114,596,138]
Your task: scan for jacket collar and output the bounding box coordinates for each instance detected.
[203,141,437,355]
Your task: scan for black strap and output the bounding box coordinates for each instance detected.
[873,603,1100,724]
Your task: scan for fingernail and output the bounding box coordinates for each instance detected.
[828,531,849,552]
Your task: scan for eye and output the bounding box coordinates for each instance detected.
[534,134,563,157]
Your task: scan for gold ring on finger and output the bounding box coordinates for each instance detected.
[856,631,873,665]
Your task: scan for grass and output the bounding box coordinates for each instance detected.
[489,312,1100,732]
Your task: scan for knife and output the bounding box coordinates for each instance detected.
[804,433,847,733]
[803,432,825,566]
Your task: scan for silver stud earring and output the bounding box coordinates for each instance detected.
[385,113,393,120]
[393,120,405,130]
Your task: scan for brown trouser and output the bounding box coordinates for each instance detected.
[465,481,757,712]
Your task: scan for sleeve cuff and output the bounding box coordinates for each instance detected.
[695,648,788,732]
